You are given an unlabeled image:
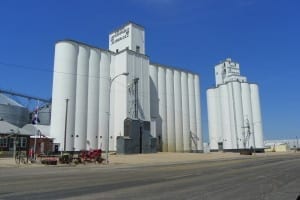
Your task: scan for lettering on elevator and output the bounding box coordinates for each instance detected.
[111,27,130,45]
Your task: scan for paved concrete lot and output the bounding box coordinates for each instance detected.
[0,153,299,200]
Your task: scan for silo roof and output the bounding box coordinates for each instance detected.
[0,120,19,134]
[0,93,23,107]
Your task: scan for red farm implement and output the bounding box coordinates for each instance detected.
[78,149,103,164]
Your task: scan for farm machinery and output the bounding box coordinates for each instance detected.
[40,149,103,165]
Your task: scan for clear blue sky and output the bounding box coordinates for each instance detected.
[0,0,299,141]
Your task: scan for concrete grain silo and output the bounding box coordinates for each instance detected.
[181,72,191,152]
[98,51,110,150]
[74,45,90,151]
[250,84,264,149]
[207,58,264,152]
[157,66,168,152]
[50,22,203,153]
[188,73,197,152]
[194,75,203,151]
[51,41,78,151]
[85,48,100,150]
[166,68,176,152]
[174,70,183,152]
[207,88,220,151]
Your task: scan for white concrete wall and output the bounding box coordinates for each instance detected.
[166,68,176,152]
[126,52,150,121]
[74,45,90,151]
[149,65,159,119]
[109,24,131,53]
[174,70,183,152]
[109,23,145,54]
[241,82,254,148]
[158,67,168,152]
[110,52,128,151]
[250,84,264,149]
[188,73,197,151]
[98,52,111,150]
[207,88,219,150]
[227,82,238,149]
[51,41,78,151]
[149,64,159,139]
[208,81,264,151]
[181,72,190,152]
[86,48,100,150]
[219,84,233,150]
[232,81,244,149]
[131,24,145,54]
[194,75,203,151]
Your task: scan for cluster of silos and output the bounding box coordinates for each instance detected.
[207,81,264,152]
[150,64,203,152]
[51,39,203,153]
[51,41,112,151]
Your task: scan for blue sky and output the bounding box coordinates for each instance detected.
[0,0,299,141]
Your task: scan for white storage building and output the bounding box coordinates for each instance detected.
[50,22,203,152]
[207,58,264,152]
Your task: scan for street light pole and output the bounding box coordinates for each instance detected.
[33,100,39,160]
[106,72,129,164]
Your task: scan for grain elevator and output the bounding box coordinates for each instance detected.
[207,58,264,152]
[50,22,203,153]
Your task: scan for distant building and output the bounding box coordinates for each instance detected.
[264,139,299,152]
[207,58,264,152]
[50,22,203,152]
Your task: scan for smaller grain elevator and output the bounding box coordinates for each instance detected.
[207,58,264,152]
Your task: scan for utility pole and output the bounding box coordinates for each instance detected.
[33,100,39,160]
[64,98,69,152]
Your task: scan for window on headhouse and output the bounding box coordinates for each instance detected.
[136,45,140,53]
[116,49,119,53]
